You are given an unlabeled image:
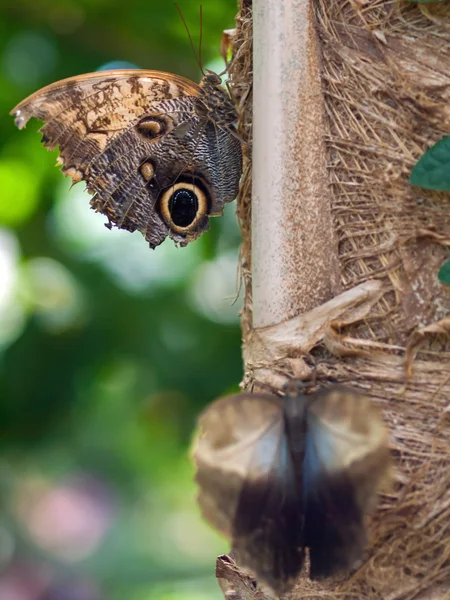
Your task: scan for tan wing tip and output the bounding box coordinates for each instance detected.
[10,106,31,130]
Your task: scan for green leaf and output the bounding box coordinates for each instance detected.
[409,137,450,190]
[438,260,450,285]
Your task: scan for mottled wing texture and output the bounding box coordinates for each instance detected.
[301,387,390,578]
[11,70,242,248]
[194,393,305,595]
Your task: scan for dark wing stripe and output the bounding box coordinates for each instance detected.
[232,413,305,595]
[303,397,370,579]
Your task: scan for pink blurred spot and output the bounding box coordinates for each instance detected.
[0,562,50,600]
[20,476,115,561]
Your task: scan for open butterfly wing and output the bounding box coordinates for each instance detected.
[194,393,305,595]
[302,387,390,578]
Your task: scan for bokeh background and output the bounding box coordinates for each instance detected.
[0,1,242,598]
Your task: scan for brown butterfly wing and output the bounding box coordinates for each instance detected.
[300,387,391,578]
[232,408,305,594]
[11,70,242,248]
[194,393,305,595]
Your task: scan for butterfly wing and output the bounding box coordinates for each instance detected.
[194,393,305,595]
[11,70,242,248]
[302,387,391,578]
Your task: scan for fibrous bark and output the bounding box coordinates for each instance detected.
[224,0,450,598]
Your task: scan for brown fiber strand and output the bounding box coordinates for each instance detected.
[228,0,450,598]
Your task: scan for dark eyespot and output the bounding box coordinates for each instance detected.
[170,189,198,227]
[159,182,208,234]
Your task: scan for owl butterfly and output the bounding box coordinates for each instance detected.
[194,386,391,595]
[10,67,242,248]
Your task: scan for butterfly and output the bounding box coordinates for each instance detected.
[194,385,391,595]
[10,68,242,248]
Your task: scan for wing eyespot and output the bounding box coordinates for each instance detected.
[136,115,170,140]
[139,161,155,182]
[159,181,209,234]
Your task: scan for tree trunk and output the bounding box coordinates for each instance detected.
[223,0,450,598]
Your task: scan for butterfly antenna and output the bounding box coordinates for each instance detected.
[174,3,204,76]
[198,5,204,74]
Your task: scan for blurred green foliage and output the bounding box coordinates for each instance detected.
[0,1,241,598]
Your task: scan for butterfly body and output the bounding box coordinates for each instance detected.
[11,69,242,248]
[194,386,390,594]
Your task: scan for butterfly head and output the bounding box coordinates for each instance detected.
[202,69,223,86]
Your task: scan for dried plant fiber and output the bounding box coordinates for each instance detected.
[226,1,450,599]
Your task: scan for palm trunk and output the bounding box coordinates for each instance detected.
[223,0,450,598]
